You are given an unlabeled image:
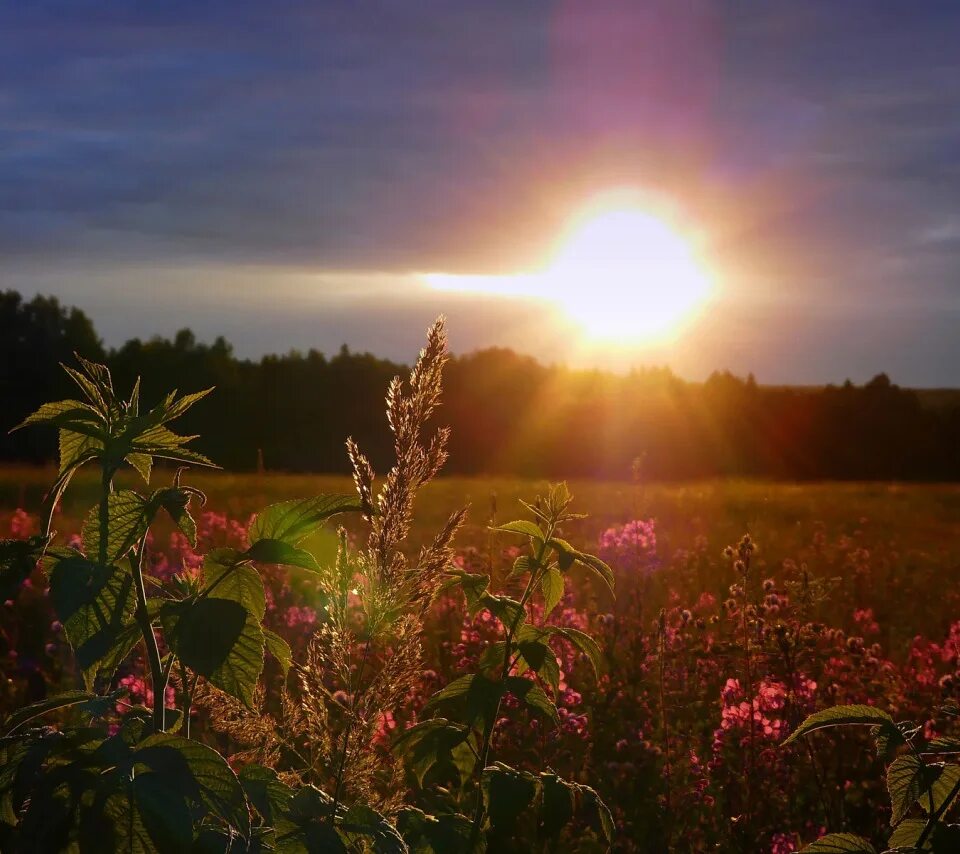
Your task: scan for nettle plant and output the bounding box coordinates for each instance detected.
[784,704,960,852]
[0,321,614,852]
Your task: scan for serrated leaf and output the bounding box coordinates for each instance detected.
[392,718,472,787]
[783,704,897,745]
[920,763,960,817]
[162,597,263,708]
[423,674,504,730]
[541,567,564,617]
[125,452,153,484]
[150,487,196,545]
[11,399,102,433]
[249,494,363,546]
[82,490,150,564]
[504,676,559,724]
[483,763,538,828]
[203,551,265,619]
[245,538,321,572]
[396,808,474,854]
[135,733,249,836]
[264,628,293,675]
[800,833,876,852]
[888,754,937,825]
[49,557,137,688]
[443,570,490,615]
[239,764,294,824]
[479,594,525,632]
[2,690,109,735]
[578,783,614,844]
[340,802,407,853]
[509,555,536,580]
[517,639,560,694]
[925,737,960,754]
[540,772,575,838]
[59,428,103,475]
[548,626,604,680]
[491,520,545,540]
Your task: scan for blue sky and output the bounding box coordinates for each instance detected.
[3,1,960,384]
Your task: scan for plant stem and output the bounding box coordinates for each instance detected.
[130,535,167,731]
[467,524,554,850]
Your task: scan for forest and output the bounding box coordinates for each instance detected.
[3,290,956,481]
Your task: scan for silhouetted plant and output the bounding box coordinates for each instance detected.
[0,320,614,851]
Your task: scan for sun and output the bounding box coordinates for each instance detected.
[423,191,714,344]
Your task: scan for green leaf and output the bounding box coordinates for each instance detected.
[150,487,196,546]
[479,594,525,632]
[548,540,615,594]
[239,764,294,824]
[887,754,938,825]
[162,597,263,708]
[264,628,293,675]
[926,737,960,754]
[125,452,153,484]
[578,783,615,844]
[443,570,489,615]
[340,802,407,854]
[783,704,897,746]
[547,626,604,680]
[423,674,504,730]
[392,719,472,787]
[2,690,115,735]
[516,640,560,694]
[508,555,536,580]
[483,763,538,828]
[203,551,266,619]
[135,733,249,836]
[540,772,575,838]
[11,399,102,433]
[491,520,544,540]
[540,567,565,617]
[799,833,876,852]
[249,494,363,546]
[504,676,559,724]
[82,490,150,564]
[0,536,46,601]
[396,808,474,854]
[58,427,103,475]
[922,764,960,817]
[274,785,347,853]
[49,557,137,687]
[245,538,321,572]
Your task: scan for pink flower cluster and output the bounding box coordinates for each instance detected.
[598,518,658,573]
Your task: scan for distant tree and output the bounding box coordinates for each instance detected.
[0,291,105,462]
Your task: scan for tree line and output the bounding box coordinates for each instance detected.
[2,289,958,481]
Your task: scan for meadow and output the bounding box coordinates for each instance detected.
[6,456,960,851]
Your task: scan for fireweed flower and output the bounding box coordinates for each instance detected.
[598,518,658,573]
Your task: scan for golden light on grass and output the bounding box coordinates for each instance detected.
[424,190,714,344]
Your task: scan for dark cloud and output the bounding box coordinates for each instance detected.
[2,1,960,382]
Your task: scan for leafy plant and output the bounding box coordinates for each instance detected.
[394,483,615,850]
[0,322,614,851]
[784,704,960,852]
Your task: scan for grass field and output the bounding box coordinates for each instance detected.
[6,465,960,849]
[7,464,960,551]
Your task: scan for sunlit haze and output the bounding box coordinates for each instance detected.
[423,193,713,345]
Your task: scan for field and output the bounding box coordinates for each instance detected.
[6,464,960,851]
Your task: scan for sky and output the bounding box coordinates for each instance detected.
[3,1,960,385]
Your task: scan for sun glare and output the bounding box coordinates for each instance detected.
[424,192,714,344]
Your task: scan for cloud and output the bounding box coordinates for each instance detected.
[2,1,960,380]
